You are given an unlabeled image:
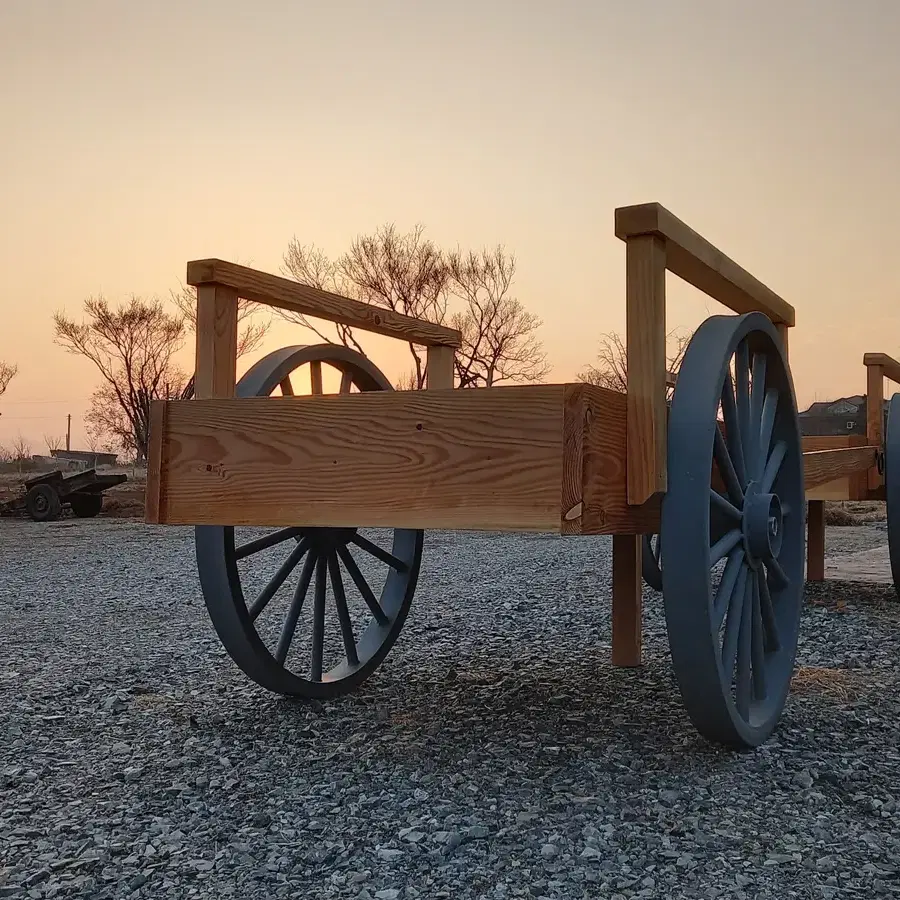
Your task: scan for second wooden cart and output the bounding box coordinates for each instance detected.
[145,202,900,750]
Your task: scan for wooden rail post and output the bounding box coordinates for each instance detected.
[807,499,825,581]
[426,345,455,390]
[195,284,238,399]
[866,360,884,493]
[625,235,667,506]
[612,534,642,666]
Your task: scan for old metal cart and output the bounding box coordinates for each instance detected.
[145,202,899,750]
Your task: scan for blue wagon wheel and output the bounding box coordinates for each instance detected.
[661,313,805,748]
[195,345,423,699]
[887,393,900,600]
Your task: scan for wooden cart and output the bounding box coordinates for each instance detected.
[145,202,900,750]
[1,468,127,521]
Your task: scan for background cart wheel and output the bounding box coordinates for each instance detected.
[25,483,62,522]
[661,312,805,748]
[887,393,900,600]
[642,534,663,591]
[195,344,424,699]
[70,492,103,518]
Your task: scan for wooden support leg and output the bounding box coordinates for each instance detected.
[807,499,825,581]
[612,534,642,667]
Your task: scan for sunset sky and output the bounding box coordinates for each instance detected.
[1,0,898,451]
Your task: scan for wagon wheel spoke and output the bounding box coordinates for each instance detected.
[712,548,745,632]
[766,557,789,589]
[248,538,311,621]
[328,551,359,667]
[339,370,353,394]
[748,350,767,479]
[350,533,409,572]
[734,572,754,719]
[336,544,389,626]
[714,428,744,508]
[721,371,747,489]
[749,572,767,700]
[735,339,752,472]
[274,550,317,664]
[234,527,305,560]
[757,568,781,652]
[309,555,327,681]
[280,376,294,396]
[761,440,787,494]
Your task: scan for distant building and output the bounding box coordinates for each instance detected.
[799,395,889,436]
[50,449,118,468]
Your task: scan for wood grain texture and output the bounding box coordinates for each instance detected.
[864,352,900,386]
[625,234,667,505]
[426,345,455,389]
[807,500,825,582]
[144,400,168,524]
[611,534,642,667]
[803,446,878,490]
[560,385,585,534]
[579,385,661,534]
[802,435,870,501]
[867,361,885,492]
[156,386,566,530]
[195,284,238,400]
[187,258,461,348]
[615,203,795,327]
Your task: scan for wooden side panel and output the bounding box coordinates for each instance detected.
[145,401,168,524]
[578,385,661,535]
[156,385,567,531]
[864,352,900,386]
[625,234,667,505]
[187,258,461,348]
[560,386,585,534]
[803,446,878,491]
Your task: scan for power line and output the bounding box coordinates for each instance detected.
[0,398,91,405]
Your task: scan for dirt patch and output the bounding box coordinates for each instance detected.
[824,501,886,526]
[791,665,868,700]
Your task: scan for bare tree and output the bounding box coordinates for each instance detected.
[447,247,549,388]
[43,433,65,454]
[578,330,690,400]
[53,295,188,462]
[282,224,450,388]
[0,361,17,398]
[12,434,31,468]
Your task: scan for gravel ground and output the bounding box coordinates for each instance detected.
[2,518,899,900]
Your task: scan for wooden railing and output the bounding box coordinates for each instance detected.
[615,203,795,505]
[186,258,461,397]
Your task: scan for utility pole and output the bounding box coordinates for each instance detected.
[66,413,71,451]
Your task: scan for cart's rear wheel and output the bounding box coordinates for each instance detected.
[661,313,805,748]
[195,344,423,699]
[25,483,62,522]
[886,393,900,600]
[70,492,103,518]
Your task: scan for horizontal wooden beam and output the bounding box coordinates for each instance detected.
[863,352,900,386]
[187,258,461,348]
[615,203,795,327]
[146,384,659,535]
[803,446,878,490]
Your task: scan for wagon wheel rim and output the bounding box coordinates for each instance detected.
[195,344,423,698]
[642,533,663,591]
[661,313,805,748]
[887,393,900,599]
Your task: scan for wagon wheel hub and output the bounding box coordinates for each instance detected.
[741,482,784,565]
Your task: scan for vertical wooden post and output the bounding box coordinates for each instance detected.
[775,322,789,358]
[807,499,825,581]
[625,235,667,506]
[611,534,642,667]
[426,345,455,390]
[195,284,239,400]
[867,362,884,492]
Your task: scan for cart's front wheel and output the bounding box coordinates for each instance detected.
[195,345,423,699]
[886,393,900,600]
[25,484,62,522]
[661,313,805,748]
